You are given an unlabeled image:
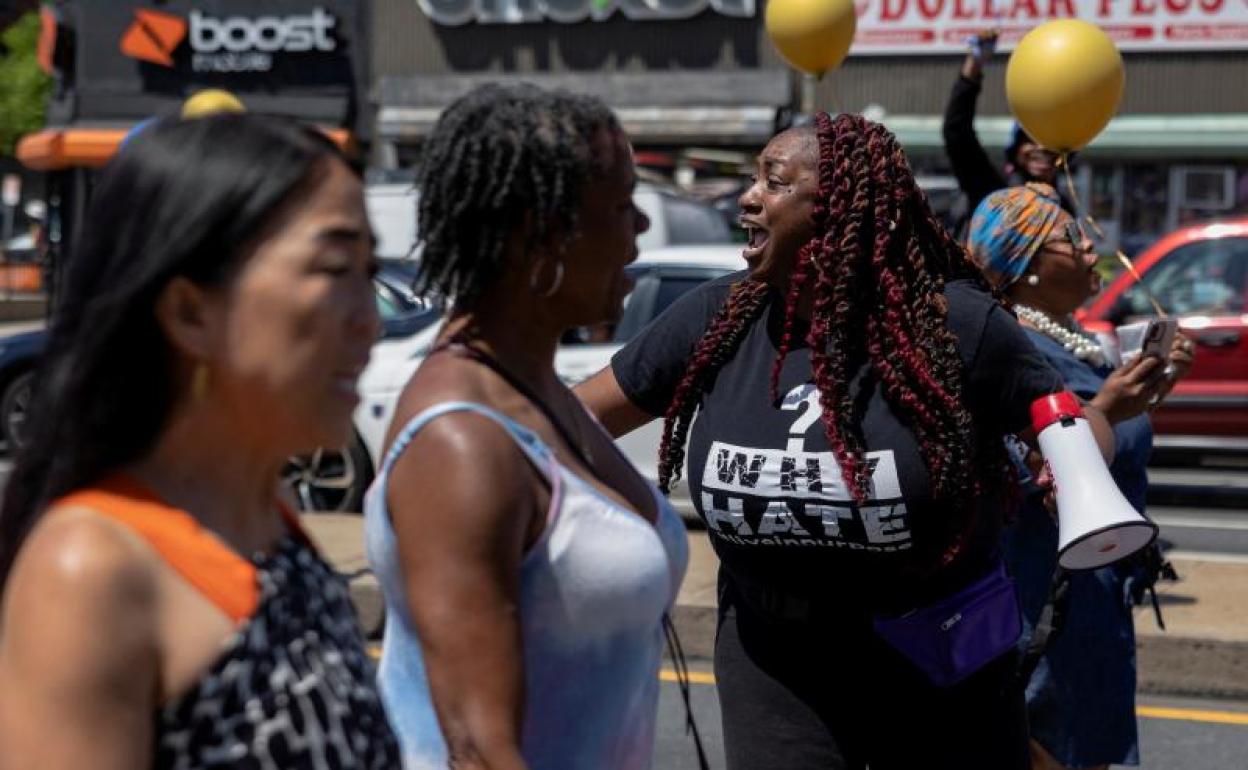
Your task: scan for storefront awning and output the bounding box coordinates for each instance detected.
[378,104,779,146]
[376,71,790,146]
[17,125,356,171]
[879,114,1248,159]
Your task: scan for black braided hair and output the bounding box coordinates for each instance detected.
[414,83,622,306]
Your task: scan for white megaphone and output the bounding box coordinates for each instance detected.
[1031,392,1158,570]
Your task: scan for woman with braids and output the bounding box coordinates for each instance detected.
[578,113,1116,769]
[364,84,688,769]
[967,183,1193,770]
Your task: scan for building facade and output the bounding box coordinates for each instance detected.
[17,0,370,280]
[371,0,1248,251]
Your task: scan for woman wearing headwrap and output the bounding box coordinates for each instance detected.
[967,183,1195,770]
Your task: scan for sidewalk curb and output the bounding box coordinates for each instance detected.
[347,581,1248,700]
[1136,635,1248,701]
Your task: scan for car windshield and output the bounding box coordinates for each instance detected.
[562,263,733,346]
[1121,237,1248,317]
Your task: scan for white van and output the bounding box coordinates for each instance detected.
[364,180,732,260]
[365,183,420,260]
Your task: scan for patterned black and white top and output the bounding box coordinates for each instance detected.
[154,534,399,769]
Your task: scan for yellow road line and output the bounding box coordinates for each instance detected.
[658,669,717,686]
[655,670,1248,726]
[366,652,1247,727]
[1136,706,1248,726]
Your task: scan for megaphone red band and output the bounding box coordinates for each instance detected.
[1030,391,1083,433]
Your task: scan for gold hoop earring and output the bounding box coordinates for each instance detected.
[191,363,210,402]
[529,259,565,299]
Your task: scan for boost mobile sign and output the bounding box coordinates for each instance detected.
[417,0,756,26]
[121,7,339,73]
[190,8,337,72]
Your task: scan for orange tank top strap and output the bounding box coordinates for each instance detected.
[53,474,260,625]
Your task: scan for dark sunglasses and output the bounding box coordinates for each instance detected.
[1042,221,1087,254]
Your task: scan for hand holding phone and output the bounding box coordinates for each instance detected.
[1117,318,1178,364]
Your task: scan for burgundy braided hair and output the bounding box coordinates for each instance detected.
[657,113,1014,567]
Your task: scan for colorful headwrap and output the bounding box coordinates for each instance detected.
[967,182,1065,289]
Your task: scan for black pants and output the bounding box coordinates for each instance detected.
[715,580,1030,770]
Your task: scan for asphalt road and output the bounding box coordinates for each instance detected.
[656,673,1248,770]
[1154,505,1248,560]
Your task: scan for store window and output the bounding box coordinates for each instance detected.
[1237,166,1248,213]
[1120,164,1168,257]
[1171,166,1236,229]
[1086,163,1122,252]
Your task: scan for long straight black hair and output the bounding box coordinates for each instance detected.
[0,113,351,588]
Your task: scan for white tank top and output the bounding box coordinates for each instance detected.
[364,401,688,770]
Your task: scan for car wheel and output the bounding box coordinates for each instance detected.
[1,370,34,452]
[282,434,373,513]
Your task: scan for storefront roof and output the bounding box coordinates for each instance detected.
[376,71,790,146]
[18,125,355,171]
[881,114,1248,159]
[379,104,779,146]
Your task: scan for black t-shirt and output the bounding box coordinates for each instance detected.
[612,271,1064,608]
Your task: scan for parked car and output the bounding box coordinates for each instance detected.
[364,181,733,265]
[632,183,734,249]
[0,261,438,510]
[0,327,47,450]
[345,245,747,515]
[1076,217,1248,456]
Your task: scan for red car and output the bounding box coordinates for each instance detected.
[1076,218,1248,455]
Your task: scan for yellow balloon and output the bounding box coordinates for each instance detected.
[181,89,247,119]
[1006,19,1124,152]
[765,0,857,77]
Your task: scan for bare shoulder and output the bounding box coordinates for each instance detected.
[385,359,542,546]
[6,506,159,610]
[388,405,540,528]
[0,507,160,768]
[2,506,160,659]
[386,353,498,443]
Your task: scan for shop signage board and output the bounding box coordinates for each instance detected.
[415,0,1248,53]
[417,0,756,25]
[49,1,367,135]
[119,5,341,73]
[71,1,362,89]
[851,0,1248,53]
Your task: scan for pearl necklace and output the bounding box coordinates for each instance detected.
[1014,304,1106,366]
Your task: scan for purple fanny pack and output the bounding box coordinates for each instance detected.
[872,560,1022,688]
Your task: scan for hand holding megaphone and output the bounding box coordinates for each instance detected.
[1031,392,1158,570]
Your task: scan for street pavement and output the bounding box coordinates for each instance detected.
[653,672,1248,770]
[0,453,1244,699]
[296,496,1248,700]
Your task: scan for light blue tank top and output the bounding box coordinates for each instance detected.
[364,401,689,770]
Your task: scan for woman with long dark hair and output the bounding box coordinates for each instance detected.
[364,84,688,769]
[578,113,1115,769]
[0,114,399,768]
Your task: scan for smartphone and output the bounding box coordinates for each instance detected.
[1117,318,1177,364]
